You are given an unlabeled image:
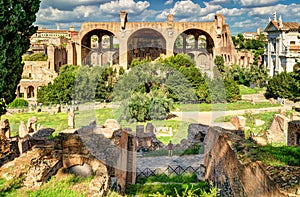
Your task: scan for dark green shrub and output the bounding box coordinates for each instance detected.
[265,72,296,100]
[8,98,28,108]
[23,53,48,61]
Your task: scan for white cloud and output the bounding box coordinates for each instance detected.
[157,0,222,21]
[217,7,246,17]
[164,0,173,5]
[41,0,109,10]
[99,0,150,15]
[240,0,278,7]
[208,0,231,5]
[231,17,266,28]
[247,3,300,18]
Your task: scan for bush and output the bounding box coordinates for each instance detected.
[122,90,174,122]
[23,53,48,61]
[265,72,296,100]
[8,98,28,108]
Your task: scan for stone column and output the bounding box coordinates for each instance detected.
[34,86,38,100]
[67,42,74,65]
[182,34,187,54]
[110,35,114,50]
[76,43,82,66]
[166,37,174,57]
[68,108,75,129]
[195,36,199,50]
[24,87,28,99]
[119,38,128,69]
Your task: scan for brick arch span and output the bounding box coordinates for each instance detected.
[173,28,215,71]
[127,28,167,65]
[80,29,119,66]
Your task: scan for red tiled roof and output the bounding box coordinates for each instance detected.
[289,45,300,50]
[282,22,300,29]
[267,21,300,31]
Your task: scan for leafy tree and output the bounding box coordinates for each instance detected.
[121,90,173,122]
[224,78,241,102]
[8,98,28,108]
[265,72,295,100]
[214,56,225,73]
[290,63,300,102]
[38,65,116,105]
[23,53,48,61]
[0,0,40,115]
[37,65,80,105]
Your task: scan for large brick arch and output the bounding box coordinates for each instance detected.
[127,28,167,65]
[68,13,235,69]
[79,29,119,66]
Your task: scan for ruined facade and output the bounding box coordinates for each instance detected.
[264,13,300,76]
[68,12,236,70]
[17,40,68,104]
[288,121,300,146]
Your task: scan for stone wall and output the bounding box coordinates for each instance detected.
[204,127,284,197]
[267,114,290,144]
[287,121,300,146]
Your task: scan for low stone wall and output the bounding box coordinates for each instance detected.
[287,121,300,146]
[204,127,284,197]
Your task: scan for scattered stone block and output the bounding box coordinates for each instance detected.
[254,119,265,126]
[68,109,75,129]
[19,121,28,138]
[28,116,38,133]
[145,122,155,134]
[287,121,300,146]
[136,125,144,137]
[0,119,10,138]
[187,124,209,143]
[268,114,290,144]
[103,119,120,131]
[230,116,246,130]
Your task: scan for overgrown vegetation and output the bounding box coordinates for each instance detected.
[0,0,40,116]
[8,98,28,108]
[22,53,48,61]
[2,173,92,197]
[37,65,120,105]
[238,142,300,166]
[126,174,219,197]
[265,68,300,102]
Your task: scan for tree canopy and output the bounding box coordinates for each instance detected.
[0,0,40,115]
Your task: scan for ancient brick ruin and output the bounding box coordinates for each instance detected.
[288,121,300,146]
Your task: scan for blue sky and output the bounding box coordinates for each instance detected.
[36,0,300,35]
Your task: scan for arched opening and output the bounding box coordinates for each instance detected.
[81,29,119,66]
[28,86,34,98]
[127,28,166,65]
[174,29,214,70]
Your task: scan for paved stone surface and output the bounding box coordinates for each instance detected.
[136,154,204,170]
[172,106,293,129]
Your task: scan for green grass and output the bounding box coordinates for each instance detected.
[215,111,277,138]
[2,174,92,197]
[175,101,279,112]
[242,143,300,166]
[136,174,199,184]
[126,174,210,197]
[1,112,68,137]
[239,85,266,95]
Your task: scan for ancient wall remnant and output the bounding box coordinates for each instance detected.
[267,114,290,144]
[204,127,284,197]
[287,121,300,146]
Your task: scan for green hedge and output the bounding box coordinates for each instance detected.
[8,98,28,108]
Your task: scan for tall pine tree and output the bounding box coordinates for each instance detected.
[0,0,40,115]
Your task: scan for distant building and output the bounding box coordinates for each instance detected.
[264,12,300,76]
[29,26,78,54]
[16,28,76,104]
[242,28,264,40]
